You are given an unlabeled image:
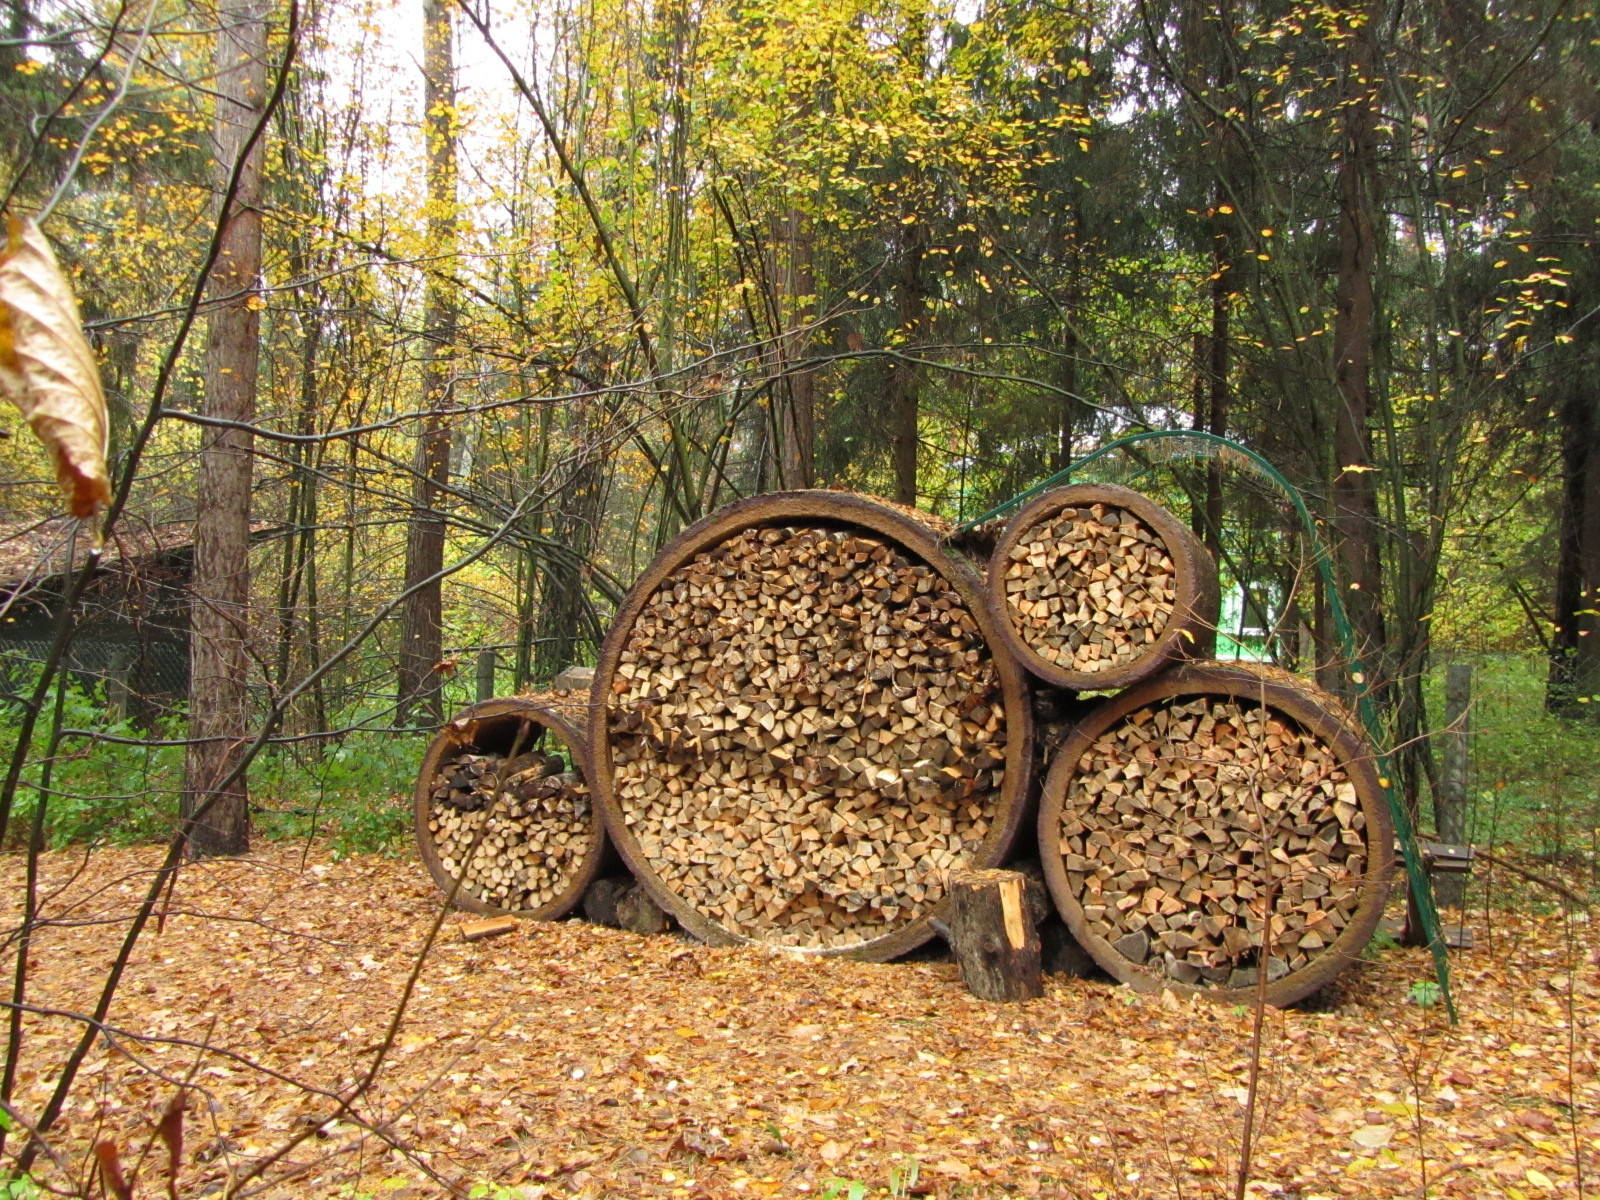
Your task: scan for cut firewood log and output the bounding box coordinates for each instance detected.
[413,693,607,919]
[1036,661,1393,1006]
[589,490,1034,961]
[938,869,1045,1002]
[987,483,1219,691]
[461,915,518,942]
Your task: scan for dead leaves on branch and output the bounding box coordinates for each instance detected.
[0,215,111,522]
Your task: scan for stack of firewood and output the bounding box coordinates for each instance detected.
[408,483,1391,1007]
[1037,661,1391,1004]
[424,747,592,912]
[590,491,1030,958]
[413,696,604,919]
[606,522,1006,948]
[998,501,1177,675]
[988,483,1216,690]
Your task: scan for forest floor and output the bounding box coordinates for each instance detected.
[2,843,1596,1200]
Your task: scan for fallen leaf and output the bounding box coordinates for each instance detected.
[1352,1124,1393,1149]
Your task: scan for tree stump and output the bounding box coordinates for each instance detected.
[940,869,1044,1002]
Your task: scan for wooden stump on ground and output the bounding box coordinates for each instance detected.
[940,868,1044,1002]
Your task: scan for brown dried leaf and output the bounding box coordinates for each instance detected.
[0,216,110,520]
[158,1089,186,1199]
[93,1139,133,1200]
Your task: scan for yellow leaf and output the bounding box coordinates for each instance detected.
[1352,1124,1393,1149]
[1526,1168,1555,1188]
[0,216,110,522]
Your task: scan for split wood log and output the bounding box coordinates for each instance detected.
[413,693,606,918]
[988,483,1219,691]
[1036,661,1393,1006]
[939,869,1045,1001]
[590,490,1034,960]
[461,915,518,942]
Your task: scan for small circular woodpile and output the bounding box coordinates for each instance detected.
[1037,661,1392,1005]
[590,490,1034,959]
[413,694,605,917]
[988,483,1218,690]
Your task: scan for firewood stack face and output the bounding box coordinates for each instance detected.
[425,745,594,912]
[607,523,1008,949]
[1002,502,1177,676]
[1058,691,1373,990]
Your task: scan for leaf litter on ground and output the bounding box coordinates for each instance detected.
[0,843,1595,1198]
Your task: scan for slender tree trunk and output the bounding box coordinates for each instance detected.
[1330,1,1387,688]
[890,218,928,506]
[183,0,267,859]
[774,208,816,488]
[1548,388,1600,716]
[1054,205,1084,473]
[1202,186,1230,562]
[397,0,457,727]
[533,406,609,682]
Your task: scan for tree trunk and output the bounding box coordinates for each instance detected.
[397,0,458,727]
[1202,186,1230,562]
[183,0,267,859]
[1330,2,1387,692]
[940,869,1045,1003]
[1547,388,1600,716]
[890,218,928,506]
[775,208,816,489]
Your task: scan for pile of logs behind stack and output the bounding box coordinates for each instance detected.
[588,491,1034,959]
[414,694,607,918]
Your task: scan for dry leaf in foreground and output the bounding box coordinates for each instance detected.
[0,214,111,520]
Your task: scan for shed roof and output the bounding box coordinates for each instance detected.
[0,516,278,595]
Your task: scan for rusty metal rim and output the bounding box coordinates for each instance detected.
[413,696,606,919]
[589,490,1035,961]
[987,482,1219,692]
[1036,660,1393,1007]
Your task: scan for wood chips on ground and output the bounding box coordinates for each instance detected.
[2,843,1596,1198]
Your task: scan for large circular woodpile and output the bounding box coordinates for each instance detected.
[414,694,605,917]
[1037,661,1392,1005]
[590,490,1034,959]
[988,483,1218,690]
